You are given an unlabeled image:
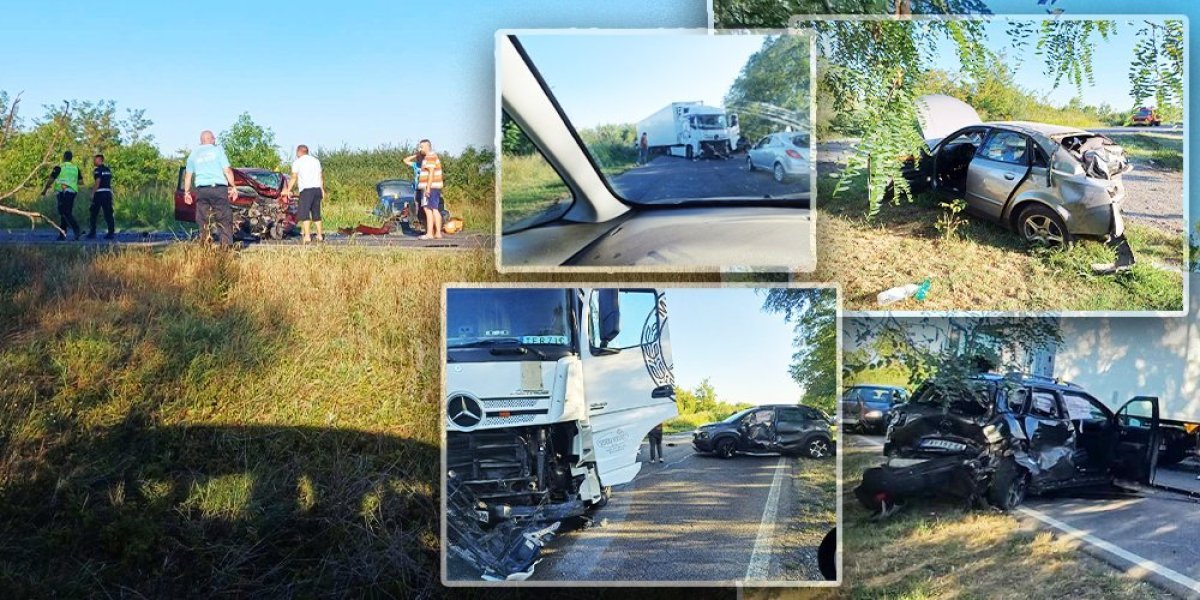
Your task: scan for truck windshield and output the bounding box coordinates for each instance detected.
[446,289,572,353]
[691,114,728,129]
[510,33,812,206]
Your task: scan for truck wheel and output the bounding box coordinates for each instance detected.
[773,162,786,183]
[1017,204,1070,248]
[715,438,736,459]
[804,437,833,459]
[986,460,1029,511]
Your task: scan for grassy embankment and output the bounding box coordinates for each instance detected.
[0,146,496,236]
[811,161,1186,312]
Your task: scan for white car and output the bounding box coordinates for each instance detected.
[747,132,811,182]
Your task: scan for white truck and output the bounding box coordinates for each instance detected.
[444,287,677,580]
[1051,273,1200,472]
[637,101,741,160]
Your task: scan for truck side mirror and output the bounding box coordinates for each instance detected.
[597,289,621,347]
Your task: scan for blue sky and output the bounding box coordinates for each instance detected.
[517,32,770,129]
[928,16,1166,109]
[0,0,706,156]
[666,289,808,407]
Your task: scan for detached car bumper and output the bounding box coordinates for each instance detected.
[854,455,985,509]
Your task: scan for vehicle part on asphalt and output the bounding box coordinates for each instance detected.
[446,472,561,581]
[855,372,1161,516]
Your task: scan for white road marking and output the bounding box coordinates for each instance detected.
[1017,505,1200,595]
[853,435,1200,594]
[745,456,787,581]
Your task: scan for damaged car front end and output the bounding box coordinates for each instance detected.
[855,373,1161,516]
[909,95,1135,269]
[444,288,677,580]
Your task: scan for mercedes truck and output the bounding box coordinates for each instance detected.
[444,287,677,580]
[637,101,740,160]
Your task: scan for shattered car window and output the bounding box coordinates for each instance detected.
[1029,390,1061,418]
[980,131,1028,165]
[242,171,283,189]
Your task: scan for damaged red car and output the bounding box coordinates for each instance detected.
[173,166,297,240]
[855,372,1160,515]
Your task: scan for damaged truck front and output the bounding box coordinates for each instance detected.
[855,373,1160,516]
[444,288,677,580]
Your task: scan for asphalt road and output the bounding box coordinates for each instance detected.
[850,433,1200,598]
[526,433,830,583]
[0,228,493,251]
[611,153,810,203]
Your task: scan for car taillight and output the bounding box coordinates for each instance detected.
[786,149,804,159]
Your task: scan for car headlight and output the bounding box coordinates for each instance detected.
[694,430,708,438]
[864,410,883,419]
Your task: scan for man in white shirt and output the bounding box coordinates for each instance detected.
[283,144,325,243]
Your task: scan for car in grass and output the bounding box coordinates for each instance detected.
[840,384,909,434]
[904,95,1133,250]
[692,403,834,459]
[746,131,811,182]
[854,372,1160,514]
[173,167,296,240]
[1130,106,1162,127]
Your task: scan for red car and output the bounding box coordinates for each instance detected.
[174,166,297,240]
[1130,106,1162,127]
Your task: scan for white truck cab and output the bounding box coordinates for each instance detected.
[639,101,740,159]
[445,287,677,579]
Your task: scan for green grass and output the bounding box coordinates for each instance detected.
[499,152,571,230]
[1106,133,1184,171]
[832,444,1170,600]
[811,169,1186,312]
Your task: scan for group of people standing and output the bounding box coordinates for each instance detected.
[41,151,115,241]
[42,131,447,246]
[181,130,327,246]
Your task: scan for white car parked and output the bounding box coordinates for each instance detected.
[747,132,811,182]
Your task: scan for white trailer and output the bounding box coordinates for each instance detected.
[637,101,740,159]
[444,287,677,579]
[1052,273,1200,465]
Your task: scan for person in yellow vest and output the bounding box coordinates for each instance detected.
[40,151,84,240]
[414,139,443,240]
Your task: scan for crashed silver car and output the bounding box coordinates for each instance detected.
[905,95,1133,262]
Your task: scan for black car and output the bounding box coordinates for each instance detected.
[693,404,834,459]
[840,384,909,434]
[855,372,1160,514]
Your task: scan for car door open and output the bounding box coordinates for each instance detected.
[1113,396,1161,485]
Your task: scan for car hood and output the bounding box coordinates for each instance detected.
[697,421,738,434]
[916,94,982,149]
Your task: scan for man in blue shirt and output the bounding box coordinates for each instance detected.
[182,130,238,247]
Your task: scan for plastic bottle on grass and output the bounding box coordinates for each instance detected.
[877,278,932,306]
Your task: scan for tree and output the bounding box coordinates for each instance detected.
[724,35,811,141]
[842,315,1062,390]
[1129,19,1184,119]
[220,113,281,170]
[720,2,1175,219]
[0,95,70,234]
[762,288,839,413]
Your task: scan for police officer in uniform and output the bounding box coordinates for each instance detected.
[88,153,116,240]
[40,151,84,241]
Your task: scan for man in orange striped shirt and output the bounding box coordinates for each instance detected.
[415,139,444,239]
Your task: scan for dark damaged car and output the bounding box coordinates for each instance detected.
[855,373,1160,514]
[904,95,1134,264]
[693,404,835,459]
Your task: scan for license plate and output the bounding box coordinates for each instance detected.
[920,438,966,452]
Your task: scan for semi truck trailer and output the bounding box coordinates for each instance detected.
[444,287,677,579]
[637,101,740,160]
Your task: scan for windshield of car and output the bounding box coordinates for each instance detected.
[721,407,756,423]
[513,32,812,206]
[848,386,900,406]
[909,379,994,416]
[242,171,283,189]
[446,289,572,349]
[1136,107,1153,116]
